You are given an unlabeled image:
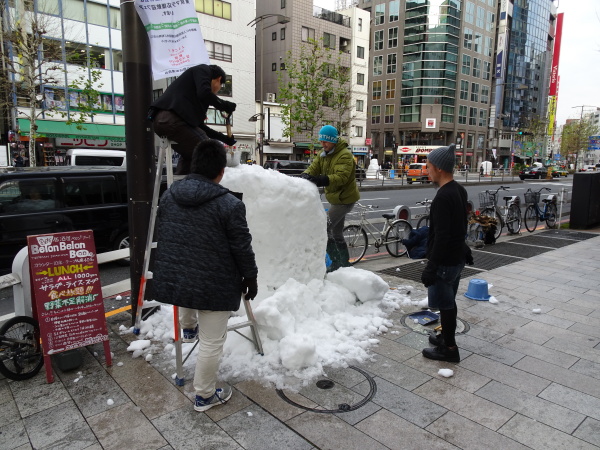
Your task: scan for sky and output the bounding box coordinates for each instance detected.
[314,0,600,126]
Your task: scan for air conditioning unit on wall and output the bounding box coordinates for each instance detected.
[266,93,276,102]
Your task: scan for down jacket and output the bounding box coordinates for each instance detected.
[153,174,258,311]
[303,139,360,205]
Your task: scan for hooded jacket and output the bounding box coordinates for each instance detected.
[303,139,360,205]
[153,174,257,311]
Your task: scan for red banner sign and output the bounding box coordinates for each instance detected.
[28,230,111,382]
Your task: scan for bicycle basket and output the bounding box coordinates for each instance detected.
[478,191,495,209]
[524,190,540,205]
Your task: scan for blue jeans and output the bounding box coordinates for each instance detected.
[427,263,464,310]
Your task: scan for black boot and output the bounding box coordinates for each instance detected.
[422,345,460,362]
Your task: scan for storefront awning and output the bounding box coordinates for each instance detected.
[18,119,126,141]
[294,142,323,149]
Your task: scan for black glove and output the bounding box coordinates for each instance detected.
[300,173,316,182]
[242,277,258,300]
[221,100,236,115]
[200,124,236,146]
[421,262,438,287]
[465,247,474,266]
[313,175,330,187]
[222,134,236,146]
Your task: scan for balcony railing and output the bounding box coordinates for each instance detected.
[313,6,351,28]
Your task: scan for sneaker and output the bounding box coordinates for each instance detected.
[182,325,198,343]
[194,386,233,412]
[422,345,460,363]
[428,331,444,346]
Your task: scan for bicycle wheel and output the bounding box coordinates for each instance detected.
[481,208,503,240]
[0,316,43,381]
[342,225,368,264]
[545,203,558,229]
[524,205,538,232]
[416,215,429,229]
[385,219,412,257]
[505,204,522,234]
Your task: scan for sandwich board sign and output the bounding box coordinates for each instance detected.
[27,230,111,383]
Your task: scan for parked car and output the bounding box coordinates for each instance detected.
[406,163,431,184]
[519,166,548,180]
[65,149,127,167]
[548,166,568,177]
[263,160,310,176]
[580,165,597,172]
[0,166,131,274]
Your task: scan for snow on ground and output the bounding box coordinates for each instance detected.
[126,164,426,390]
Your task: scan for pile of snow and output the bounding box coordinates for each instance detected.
[128,165,424,390]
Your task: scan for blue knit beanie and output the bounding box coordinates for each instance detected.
[318,125,338,143]
[427,144,456,173]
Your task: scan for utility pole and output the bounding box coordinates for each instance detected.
[572,105,597,170]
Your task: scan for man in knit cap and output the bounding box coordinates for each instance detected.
[421,144,473,362]
[302,125,360,271]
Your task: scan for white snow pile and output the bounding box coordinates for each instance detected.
[126,164,423,390]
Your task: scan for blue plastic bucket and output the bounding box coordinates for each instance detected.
[464,279,491,301]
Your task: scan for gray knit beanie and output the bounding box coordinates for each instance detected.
[427,144,456,173]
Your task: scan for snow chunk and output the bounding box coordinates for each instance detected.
[438,368,454,377]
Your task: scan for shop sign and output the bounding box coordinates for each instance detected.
[28,230,112,383]
[55,138,125,149]
[365,139,372,145]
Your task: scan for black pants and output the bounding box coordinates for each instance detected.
[153,110,208,175]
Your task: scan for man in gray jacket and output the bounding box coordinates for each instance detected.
[153,139,258,411]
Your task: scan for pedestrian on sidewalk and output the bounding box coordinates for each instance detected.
[149,64,237,175]
[420,144,473,362]
[301,125,360,271]
[153,139,258,411]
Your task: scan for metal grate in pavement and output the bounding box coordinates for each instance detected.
[470,250,522,270]
[476,242,553,258]
[536,230,598,241]
[508,235,578,248]
[378,262,482,283]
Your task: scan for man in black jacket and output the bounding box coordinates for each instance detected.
[153,139,258,411]
[420,144,473,362]
[150,64,236,174]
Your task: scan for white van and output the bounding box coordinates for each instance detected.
[65,149,126,167]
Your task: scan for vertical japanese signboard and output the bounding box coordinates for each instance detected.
[27,231,111,383]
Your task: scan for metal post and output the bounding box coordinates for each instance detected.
[259,21,264,166]
[120,1,154,324]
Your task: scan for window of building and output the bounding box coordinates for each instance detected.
[63,0,85,21]
[459,105,467,124]
[372,80,382,100]
[373,56,383,76]
[465,1,475,24]
[374,30,384,51]
[281,0,285,7]
[386,54,397,74]
[355,126,363,137]
[375,3,385,25]
[272,63,276,71]
[460,80,469,100]
[357,73,365,85]
[358,18,363,32]
[323,63,336,78]
[476,6,485,28]
[474,33,482,53]
[217,75,232,97]
[486,11,495,32]
[87,1,109,27]
[195,0,232,20]
[272,32,277,40]
[386,79,396,99]
[324,32,336,49]
[389,0,399,22]
[280,28,286,40]
[469,107,477,125]
[152,89,163,101]
[301,26,315,42]
[481,85,489,104]
[372,105,381,124]
[206,107,228,125]
[488,0,495,5]
[384,104,395,124]
[205,40,232,62]
[471,83,479,102]
[109,7,121,29]
[463,28,472,50]
[472,58,481,77]
[461,54,471,75]
[356,100,364,112]
[280,62,286,70]
[357,46,365,59]
[388,27,398,48]
[484,36,492,57]
[467,133,474,148]
[483,61,491,80]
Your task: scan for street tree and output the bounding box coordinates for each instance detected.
[560,117,599,168]
[277,38,351,152]
[0,1,103,166]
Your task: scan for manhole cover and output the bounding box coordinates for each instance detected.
[379,262,481,283]
[402,312,469,335]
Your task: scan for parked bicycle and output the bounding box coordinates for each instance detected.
[523,187,557,232]
[343,203,413,264]
[413,199,432,229]
[0,316,43,381]
[478,185,522,239]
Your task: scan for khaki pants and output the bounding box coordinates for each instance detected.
[179,308,230,398]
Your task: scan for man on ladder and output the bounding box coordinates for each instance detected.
[152,139,258,411]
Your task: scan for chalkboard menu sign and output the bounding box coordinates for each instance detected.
[27,230,112,382]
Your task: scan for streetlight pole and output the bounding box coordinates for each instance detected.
[248,14,290,166]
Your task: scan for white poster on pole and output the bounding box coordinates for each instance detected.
[134,0,210,80]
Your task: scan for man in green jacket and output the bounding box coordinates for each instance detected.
[302,125,360,271]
